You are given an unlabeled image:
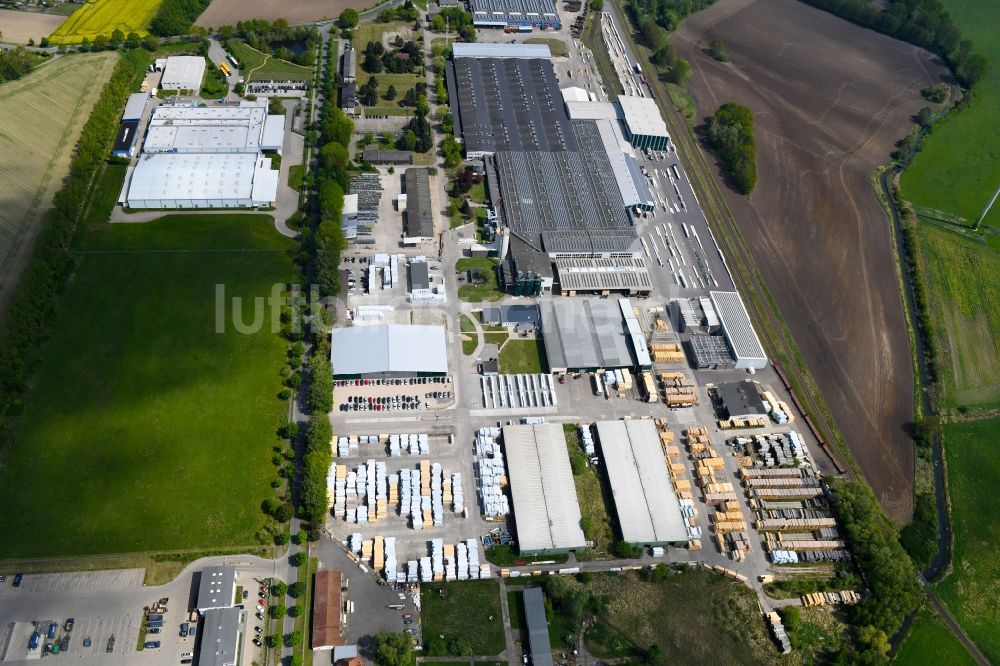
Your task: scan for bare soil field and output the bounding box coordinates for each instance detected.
[0,8,67,43]
[675,0,948,520]
[195,0,371,28]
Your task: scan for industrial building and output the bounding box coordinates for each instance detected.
[554,256,652,296]
[125,153,279,208]
[402,168,434,238]
[362,145,413,164]
[342,193,358,240]
[198,607,241,666]
[540,298,651,372]
[616,95,670,151]
[122,101,284,209]
[502,423,587,555]
[330,325,448,377]
[121,92,148,121]
[340,45,357,82]
[716,380,768,419]
[523,587,555,666]
[709,291,768,370]
[340,81,356,114]
[112,121,140,158]
[312,570,345,650]
[688,334,736,369]
[196,565,236,613]
[481,304,540,329]
[159,56,206,91]
[594,420,688,545]
[142,104,284,154]
[468,0,561,30]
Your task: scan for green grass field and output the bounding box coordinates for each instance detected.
[456,258,503,302]
[916,224,1000,411]
[0,205,296,557]
[932,417,1000,663]
[526,38,568,58]
[49,0,161,43]
[460,314,477,355]
[564,424,615,558]
[575,570,786,664]
[288,164,304,192]
[226,39,313,82]
[499,339,547,374]
[900,0,1000,225]
[894,608,976,665]
[421,580,506,656]
[0,52,117,273]
[353,21,423,116]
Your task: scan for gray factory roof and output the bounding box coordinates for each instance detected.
[709,291,768,365]
[450,55,576,154]
[482,304,540,326]
[717,380,768,419]
[452,42,552,59]
[523,588,555,666]
[540,298,641,370]
[160,56,206,91]
[617,95,669,139]
[409,261,430,290]
[594,420,688,545]
[198,607,241,666]
[340,46,357,81]
[492,150,636,255]
[503,424,587,553]
[142,103,275,153]
[555,257,652,293]
[330,325,448,375]
[403,168,434,237]
[689,334,735,367]
[122,92,148,121]
[197,565,236,612]
[470,0,558,19]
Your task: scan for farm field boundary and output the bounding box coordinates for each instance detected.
[0,51,118,318]
[49,0,162,43]
[0,8,68,43]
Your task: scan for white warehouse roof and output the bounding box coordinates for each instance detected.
[503,423,587,553]
[143,103,276,153]
[160,56,206,91]
[594,420,688,545]
[330,325,448,376]
[617,95,669,139]
[126,153,278,208]
[453,42,551,59]
[560,86,590,102]
[709,291,768,369]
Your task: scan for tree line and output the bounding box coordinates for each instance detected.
[218,19,321,67]
[705,102,756,195]
[0,46,36,83]
[149,0,212,37]
[799,0,988,88]
[0,49,151,429]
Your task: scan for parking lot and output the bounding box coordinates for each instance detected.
[334,376,455,413]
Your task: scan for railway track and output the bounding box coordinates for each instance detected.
[606,1,852,476]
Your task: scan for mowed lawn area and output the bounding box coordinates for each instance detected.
[0,209,296,558]
[49,0,162,43]
[0,52,117,277]
[420,580,505,656]
[935,417,1000,663]
[498,338,547,374]
[353,21,423,116]
[894,608,976,666]
[900,0,1000,224]
[916,224,1000,411]
[226,39,313,82]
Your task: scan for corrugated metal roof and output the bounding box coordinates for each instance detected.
[453,42,552,59]
[523,587,555,666]
[595,420,688,544]
[555,257,652,292]
[617,95,669,139]
[540,298,639,370]
[122,92,148,121]
[709,291,767,364]
[330,325,448,375]
[312,570,344,649]
[261,115,285,150]
[503,424,587,552]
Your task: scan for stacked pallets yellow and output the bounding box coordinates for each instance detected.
[374,537,384,571]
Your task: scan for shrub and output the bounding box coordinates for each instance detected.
[705,102,756,194]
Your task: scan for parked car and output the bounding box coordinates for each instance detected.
[147,628,160,635]
[179,623,189,637]
[252,638,263,648]
[64,618,75,632]
[242,590,249,599]
[12,574,23,587]
[254,626,263,635]
[0,575,6,582]
[255,611,264,621]
[143,641,161,649]
[82,637,92,648]
[47,623,57,639]
[59,637,69,652]
[29,632,40,650]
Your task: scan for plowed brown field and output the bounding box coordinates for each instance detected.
[195,0,370,27]
[675,0,948,520]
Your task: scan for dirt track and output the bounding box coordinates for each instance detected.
[675,0,948,520]
[195,0,371,27]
